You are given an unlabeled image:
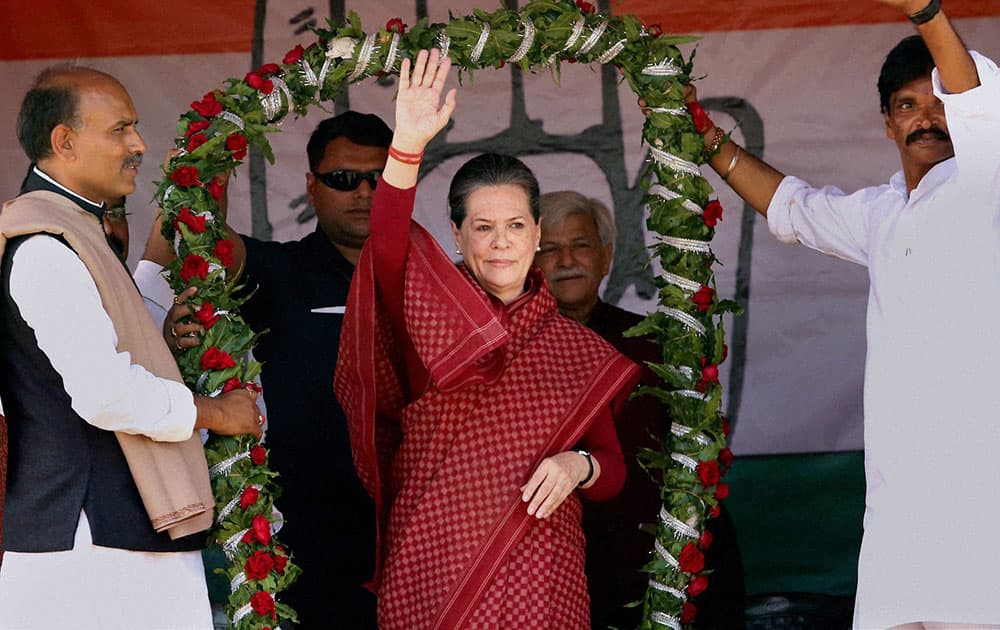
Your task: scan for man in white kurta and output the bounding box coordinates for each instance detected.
[685,1,1000,627]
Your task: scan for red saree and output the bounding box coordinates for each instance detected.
[336,191,639,628]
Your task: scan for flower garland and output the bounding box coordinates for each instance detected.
[154,2,733,627]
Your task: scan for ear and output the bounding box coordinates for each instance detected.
[450,220,462,255]
[49,124,76,161]
[601,242,614,276]
[534,216,543,250]
[305,171,317,207]
[884,111,896,141]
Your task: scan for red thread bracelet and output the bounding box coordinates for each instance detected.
[388,145,424,164]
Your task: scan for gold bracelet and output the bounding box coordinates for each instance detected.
[706,127,725,154]
[721,145,741,181]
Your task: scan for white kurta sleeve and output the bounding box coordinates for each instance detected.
[933,51,1000,184]
[766,175,879,267]
[9,235,196,442]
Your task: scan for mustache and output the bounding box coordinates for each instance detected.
[548,266,591,282]
[905,127,950,145]
[122,153,144,168]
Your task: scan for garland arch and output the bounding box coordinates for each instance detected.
[155,2,738,628]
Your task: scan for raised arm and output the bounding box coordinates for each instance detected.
[680,86,786,217]
[879,0,979,94]
[381,49,457,189]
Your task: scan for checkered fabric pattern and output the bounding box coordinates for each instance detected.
[338,220,635,629]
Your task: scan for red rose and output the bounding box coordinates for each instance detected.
[170,165,201,188]
[696,460,720,488]
[678,542,705,573]
[214,239,235,267]
[174,207,206,234]
[205,176,225,202]
[190,92,222,118]
[721,416,732,437]
[715,482,730,499]
[697,360,720,392]
[703,200,724,227]
[245,72,265,90]
[647,23,663,37]
[576,0,596,14]
[251,514,272,545]
[179,253,209,283]
[687,574,709,597]
[719,447,734,471]
[185,132,208,153]
[184,120,210,138]
[259,79,274,95]
[250,445,268,466]
[222,377,242,394]
[200,347,236,371]
[685,100,713,134]
[193,302,220,329]
[708,505,721,518]
[386,17,406,33]
[244,549,274,580]
[273,550,288,574]
[257,63,281,76]
[283,44,305,64]
[699,530,713,549]
[691,285,714,312]
[681,601,698,624]
[225,133,248,160]
[240,486,260,511]
[242,529,255,544]
[250,590,276,619]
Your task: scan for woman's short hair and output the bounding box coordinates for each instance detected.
[538,190,616,246]
[448,153,540,227]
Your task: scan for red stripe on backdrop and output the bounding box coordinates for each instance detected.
[613,0,1000,33]
[0,1,255,60]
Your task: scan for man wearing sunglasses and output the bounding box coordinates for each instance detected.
[141,111,391,628]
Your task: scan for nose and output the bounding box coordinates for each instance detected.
[556,245,574,267]
[130,127,147,155]
[355,179,375,198]
[492,226,511,249]
[918,101,945,128]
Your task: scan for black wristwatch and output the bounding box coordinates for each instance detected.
[909,0,941,25]
[576,449,594,487]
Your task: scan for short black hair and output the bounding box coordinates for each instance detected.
[448,153,540,227]
[306,111,392,171]
[17,67,82,162]
[878,35,935,113]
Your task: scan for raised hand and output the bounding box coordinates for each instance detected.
[392,48,457,154]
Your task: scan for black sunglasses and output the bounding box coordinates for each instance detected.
[313,168,382,192]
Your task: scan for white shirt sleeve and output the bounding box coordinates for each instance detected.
[133,259,171,330]
[933,51,1000,183]
[766,175,882,267]
[9,235,196,442]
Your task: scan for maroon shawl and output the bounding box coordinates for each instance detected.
[335,222,638,629]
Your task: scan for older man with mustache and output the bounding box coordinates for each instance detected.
[536,191,745,629]
[0,65,262,629]
[683,1,1000,626]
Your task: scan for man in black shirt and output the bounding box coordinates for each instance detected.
[149,111,391,628]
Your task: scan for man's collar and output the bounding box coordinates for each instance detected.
[20,165,105,220]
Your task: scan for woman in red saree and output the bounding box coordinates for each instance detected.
[335,49,640,629]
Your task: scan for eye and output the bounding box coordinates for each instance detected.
[510,221,525,229]
[898,102,913,111]
[476,224,492,232]
[537,246,554,255]
[573,242,592,250]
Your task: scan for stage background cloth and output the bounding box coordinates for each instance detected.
[3,0,998,619]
